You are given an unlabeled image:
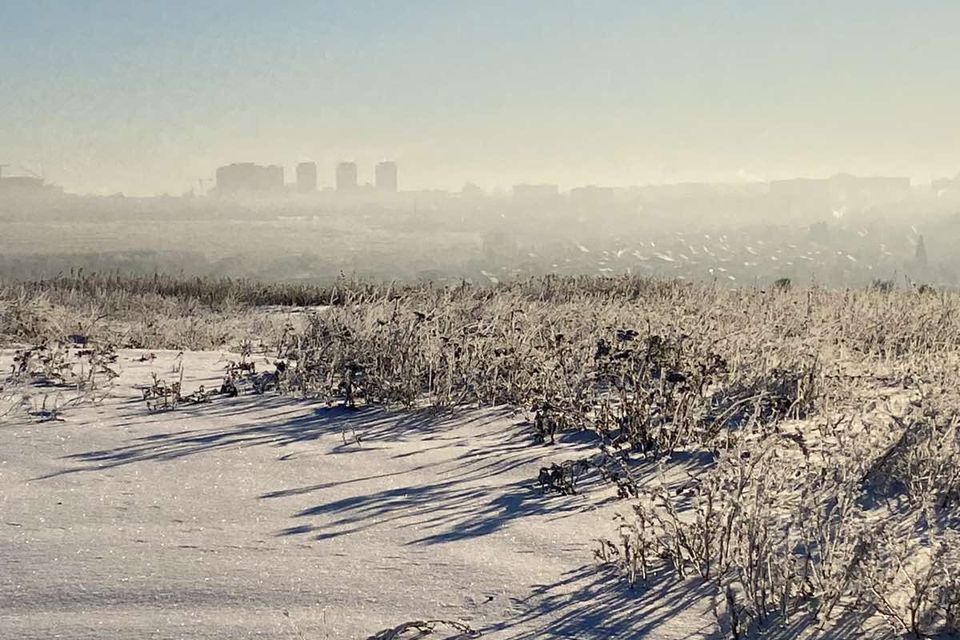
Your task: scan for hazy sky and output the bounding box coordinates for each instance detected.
[1,0,959,195]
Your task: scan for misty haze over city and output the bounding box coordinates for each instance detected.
[2,1,960,288]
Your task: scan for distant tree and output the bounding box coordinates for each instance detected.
[871,278,896,293]
[773,277,792,291]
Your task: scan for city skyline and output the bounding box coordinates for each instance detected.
[9,156,950,200]
[205,160,925,198]
[2,1,960,195]
[2,154,958,198]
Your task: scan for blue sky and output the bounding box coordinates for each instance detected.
[1,0,958,194]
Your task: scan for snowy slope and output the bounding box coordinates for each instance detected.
[0,350,712,639]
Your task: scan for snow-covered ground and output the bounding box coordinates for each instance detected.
[0,350,712,639]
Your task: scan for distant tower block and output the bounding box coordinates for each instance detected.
[336,162,358,192]
[296,162,317,192]
[215,162,284,194]
[375,161,398,192]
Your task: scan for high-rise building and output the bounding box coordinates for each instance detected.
[296,162,317,193]
[215,163,285,194]
[266,165,284,190]
[0,175,60,198]
[336,162,358,192]
[375,161,398,192]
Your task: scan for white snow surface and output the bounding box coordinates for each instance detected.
[0,350,712,639]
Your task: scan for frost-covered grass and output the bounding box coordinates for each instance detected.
[4,272,960,637]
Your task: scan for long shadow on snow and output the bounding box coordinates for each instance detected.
[35,401,512,479]
[263,430,724,547]
[488,565,882,639]
[39,396,614,552]
[281,471,613,545]
[268,423,610,544]
[486,564,716,639]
